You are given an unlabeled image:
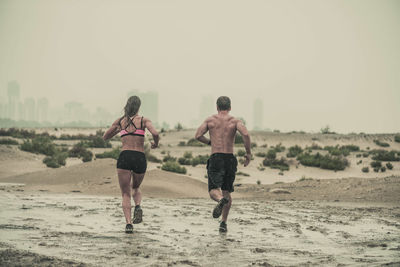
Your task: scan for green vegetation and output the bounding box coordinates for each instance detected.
[256,180,261,185]
[255,152,267,158]
[374,139,390,147]
[381,166,386,172]
[306,144,322,150]
[320,125,335,134]
[370,161,382,168]
[370,150,400,161]
[69,142,93,162]
[323,145,359,157]
[43,152,68,168]
[174,123,183,131]
[262,157,289,171]
[395,135,400,143]
[178,153,208,166]
[20,136,57,156]
[163,153,177,162]
[286,145,303,158]
[161,161,187,174]
[95,148,120,160]
[236,171,249,177]
[234,134,244,144]
[271,143,285,152]
[0,138,18,145]
[185,138,205,147]
[237,149,246,157]
[266,149,277,160]
[386,162,393,170]
[362,167,369,173]
[296,152,349,171]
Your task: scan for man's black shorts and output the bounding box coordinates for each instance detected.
[207,153,238,193]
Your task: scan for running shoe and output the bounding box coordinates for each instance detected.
[212,198,229,218]
[133,205,143,224]
[125,223,133,234]
[219,221,227,233]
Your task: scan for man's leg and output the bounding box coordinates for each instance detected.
[221,190,232,222]
[209,188,224,202]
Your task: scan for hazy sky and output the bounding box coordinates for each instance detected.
[0,0,399,133]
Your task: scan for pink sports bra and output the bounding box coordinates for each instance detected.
[119,116,145,137]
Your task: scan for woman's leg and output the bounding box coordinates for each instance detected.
[132,172,145,206]
[117,168,133,224]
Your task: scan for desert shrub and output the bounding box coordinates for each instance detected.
[69,142,88,157]
[191,154,208,166]
[234,134,244,144]
[178,141,186,146]
[307,144,322,150]
[20,136,57,156]
[257,166,265,171]
[0,128,37,139]
[95,148,120,160]
[178,157,192,165]
[287,145,303,158]
[163,153,177,162]
[186,138,205,147]
[298,176,313,182]
[86,136,111,148]
[81,150,93,162]
[161,161,187,174]
[356,154,362,158]
[255,152,267,157]
[272,143,285,152]
[147,153,161,163]
[236,171,250,176]
[262,157,289,171]
[373,167,380,173]
[395,135,400,143]
[370,161,382,168]
[43,157,60,168]
[341,145,360,152]
[266,149,277,160]
[361,167,369,173]
[0,138,18,145]
[237,149,246,157]
[323,145,350,156]
[251,142,257,148]
[43,151,68,168]
[374,139,390,147]
[256,180,261,185]
[183,151,193,158]
[320,125,335,134]
[297,152,348,171]
[386,162,393,170]
[381,166,386,172]
[371,150,400,161]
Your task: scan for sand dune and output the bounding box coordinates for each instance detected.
[0,158,208,198]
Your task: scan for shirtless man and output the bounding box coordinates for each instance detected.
[195,96,251,232]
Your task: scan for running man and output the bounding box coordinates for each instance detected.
[195,96,251,232]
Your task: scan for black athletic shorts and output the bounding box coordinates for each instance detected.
[207,153,238,193]
[117,150,147,174]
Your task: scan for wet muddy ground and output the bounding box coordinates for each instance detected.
[0,189,399,266]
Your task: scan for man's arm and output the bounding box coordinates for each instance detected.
[236,120,251,166]
[103,118,121,140]
[145,118,160,149]
[195,120,211,145]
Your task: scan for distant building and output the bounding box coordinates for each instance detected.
[24,98,36,121]
[127,90,159,125]
[253,98,263,130]
[199,95,214,120]
[37,98,49,122]
[7,81,20,120]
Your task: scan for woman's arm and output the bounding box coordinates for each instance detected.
[103,118,122,141]
[144,118,159,149]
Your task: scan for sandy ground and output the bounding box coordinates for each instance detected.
[1,189,399,266]
[1,129,400,266]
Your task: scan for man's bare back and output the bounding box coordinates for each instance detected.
[195,110,251,166]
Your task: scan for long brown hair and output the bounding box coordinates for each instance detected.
[119,96,141,126]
